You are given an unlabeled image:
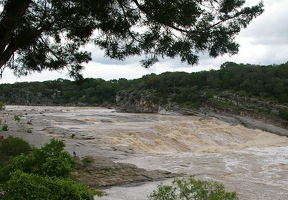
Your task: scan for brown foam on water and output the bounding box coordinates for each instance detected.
[35,107,287,154]
[100,115,288,154]
[5,106,288,199]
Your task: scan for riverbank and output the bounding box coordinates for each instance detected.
[0,105,179,188]
[1,105,288,199]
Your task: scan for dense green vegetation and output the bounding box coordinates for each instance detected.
[0,137,238,199]
[0,78,119,106]
[1,62,288,128]
[149,176,238,200]
[0,136,32,167]
[0,137,94,200]
[1,62,288,106]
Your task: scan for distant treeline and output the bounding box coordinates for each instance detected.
[1,61,288,106]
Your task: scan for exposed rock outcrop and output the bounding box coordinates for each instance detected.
[209,113,288,137]
[116,90,158,113]
[116,90,288,132]
[75,156,179,188]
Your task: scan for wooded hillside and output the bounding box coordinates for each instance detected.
[1,61,288,127]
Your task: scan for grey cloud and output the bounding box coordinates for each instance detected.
[240,1,288,45]
[4,0,288,83]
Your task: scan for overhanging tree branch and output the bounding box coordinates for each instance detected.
[0,0,264,79]
[0,0,32,70]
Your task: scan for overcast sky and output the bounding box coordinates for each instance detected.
[1,0,287,84]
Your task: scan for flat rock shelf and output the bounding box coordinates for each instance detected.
[1,105,288,200]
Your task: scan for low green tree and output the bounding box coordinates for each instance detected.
[0,136,32,157]
[0,139,94,200]
[0,139,75,182]
[0,136,32,166]
[149,176,238,200]
[32,139,76,178]
[0,170,93,200]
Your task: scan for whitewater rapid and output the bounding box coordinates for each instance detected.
[4,106,288,199]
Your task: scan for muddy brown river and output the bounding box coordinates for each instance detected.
[2,106,288,200]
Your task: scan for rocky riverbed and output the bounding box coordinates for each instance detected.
[1,105,288,200]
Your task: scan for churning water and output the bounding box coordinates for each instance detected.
[5,106,288,199]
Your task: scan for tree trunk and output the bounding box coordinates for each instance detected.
[0,0,32,71]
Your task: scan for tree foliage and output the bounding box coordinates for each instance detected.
[3,61,288,125]
[0,138,93,200]
[0,136,32,166]
[0,139,75,182]
[1,61,288,107]
[0,0,264,80]
[149,176,238,200]
[0,170,93,200]
[0,136,31,157]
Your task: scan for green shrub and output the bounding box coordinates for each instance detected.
[149,176,238,200]
[0,139,96,200]
[0,170,94,200]
[1,124,8,131]
[82,156,94,168]
[0,102,4,110]
[28,139,75,178]
[0,139,94,200]
[279,109,288,121]
[14,115,21,122]
[0,136,32,157]
[93,189,107,197]
[0,139,75,183]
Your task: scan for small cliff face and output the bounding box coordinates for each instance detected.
[116,90,288,131]
[205,92,288,128]
[116,90,159,113]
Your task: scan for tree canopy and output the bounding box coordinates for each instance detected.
[0,0,264,80]
[0,138,94,200]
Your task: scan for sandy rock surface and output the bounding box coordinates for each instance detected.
[1,105,288,200]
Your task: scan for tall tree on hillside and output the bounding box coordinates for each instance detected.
[0,0,264,80]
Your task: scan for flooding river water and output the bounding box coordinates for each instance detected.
[4,106,288,200]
